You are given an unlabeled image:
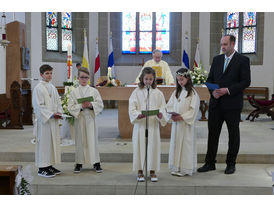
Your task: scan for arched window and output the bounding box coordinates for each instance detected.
[122,12,170,54]
[46,12,72,52]
[224,12,257,54]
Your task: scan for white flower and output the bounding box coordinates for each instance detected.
[196,67,201,71]
[197,80,201,84]
[111,79,117,86]
[204,70,208,74]
[192,76,195,79]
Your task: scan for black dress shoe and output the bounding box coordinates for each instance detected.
[93,162,103,173]
[74,164,82,173]
[224,165,235,174]
[197,163,216,173]
[49,166,61,175]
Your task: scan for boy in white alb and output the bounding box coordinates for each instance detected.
[68,67,104,173]
[32,64,63,178]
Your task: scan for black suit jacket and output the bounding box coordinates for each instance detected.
[207,52,251,110]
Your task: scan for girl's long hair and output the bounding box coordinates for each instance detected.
[175,68,194,99]
[138,67,157,89]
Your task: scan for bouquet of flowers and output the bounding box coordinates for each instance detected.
[61,77,79,125]
[95,67,121,87]
[15,165,33,195]
[189,64,208,85]
[61,88,74,125]
[106,78,121,87]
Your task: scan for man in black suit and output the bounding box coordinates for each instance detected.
[198,35,251,174]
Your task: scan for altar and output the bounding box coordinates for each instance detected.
[97,86,210,139]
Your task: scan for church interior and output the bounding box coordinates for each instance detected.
[0,11,274,196]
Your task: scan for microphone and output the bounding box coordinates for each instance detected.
[146,85,150,91]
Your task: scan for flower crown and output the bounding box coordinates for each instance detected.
[176,70,191,76]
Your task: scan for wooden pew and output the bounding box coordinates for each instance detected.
[0,165,20,195]
[0,94,11,128]
[0,81,24,129]
[243,87,269,100]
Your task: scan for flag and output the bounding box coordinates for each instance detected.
[94,39,100,86]
[193,42,201,69]
[182,34,190,69]
[107,34,115,78]
[82,29,89,71]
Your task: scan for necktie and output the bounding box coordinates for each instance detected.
[223,57,229,73]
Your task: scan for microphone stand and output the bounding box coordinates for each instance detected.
[145,85,150,195]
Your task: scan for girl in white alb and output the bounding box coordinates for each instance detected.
[129,67,168,182]
[167,68,200,176]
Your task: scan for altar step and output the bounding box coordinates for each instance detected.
[1,152,274,164]
[2,162,272,195]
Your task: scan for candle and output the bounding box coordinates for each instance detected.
[67,42,72,57]
[67,42,72,82]
[108,67,112,79]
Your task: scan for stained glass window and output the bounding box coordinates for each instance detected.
[46,12,73,52]
[156,31,169,52]
[224,12,256,54]
[62,29,72,52]
[226,12,239,28]
[122,12,136,31]
[61,12,72,52]
[242,27,256,53]
[46,12,58,51]
[139,12,152,53]
[122,12,136,54]
[46,12,58,27]
[122,32,136,54]
[139,32,152,53]
[62,12,72,29]
[242,12,256,53]
[156,12,169,53]
[139,12,152,31]
[243,12,256,26]
[122,12,170,54]
[46,28,58,51]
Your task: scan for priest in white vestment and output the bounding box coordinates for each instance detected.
[68,67,104,173]
[166,68,200,176]
[129,67,168,182]
[32,64,63,178]
[135,49,175,85]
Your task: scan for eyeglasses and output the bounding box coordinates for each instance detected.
[79,76,89,80]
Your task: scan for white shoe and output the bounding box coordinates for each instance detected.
[175,172,184,177]
[171,171,184,177]
[150,175,158,182]
[137,175,145,182]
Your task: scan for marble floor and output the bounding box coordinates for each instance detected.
[1,109,274,195]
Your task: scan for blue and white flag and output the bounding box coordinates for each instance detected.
[182,34,190,69]
[108,34,115,78]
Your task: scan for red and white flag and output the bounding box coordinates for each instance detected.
[94,39,100,86]
[193,42,201,69]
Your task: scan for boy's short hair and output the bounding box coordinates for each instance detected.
[78,67,90,76]
[76,63,81,67]
[40,64,53,74]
